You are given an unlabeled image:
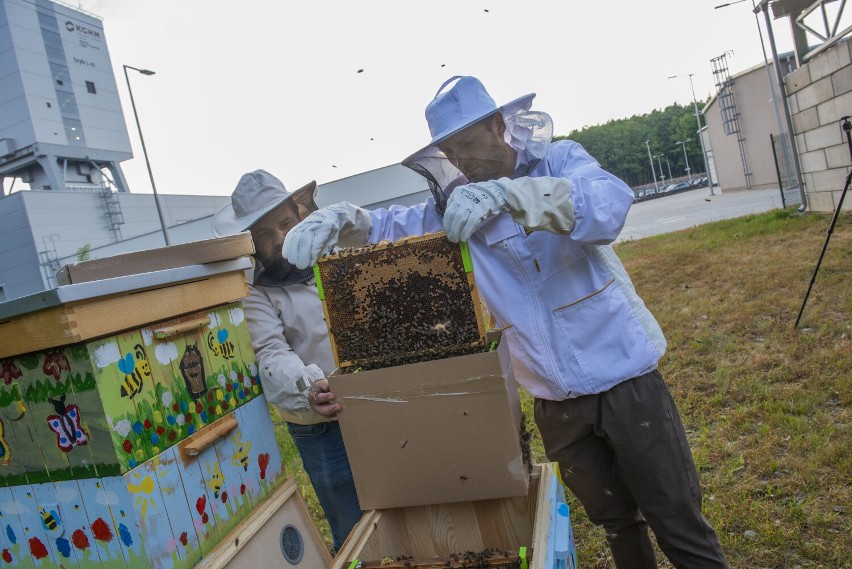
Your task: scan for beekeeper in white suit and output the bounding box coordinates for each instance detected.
[283,76,727,569]
[212,170,361,552]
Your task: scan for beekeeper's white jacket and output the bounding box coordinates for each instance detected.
[242,268,335,424]
[367,140,667,400]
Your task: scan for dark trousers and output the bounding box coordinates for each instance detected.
[534,370,727,569]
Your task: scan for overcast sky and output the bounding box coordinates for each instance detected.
[73,0,800,197]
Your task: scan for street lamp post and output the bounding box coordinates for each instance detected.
[653,154,666,186]
[664,155,673,181]
[668,73,716,195]
[675,139,692,182]
[644,140,658,191]
[123,64,171,246]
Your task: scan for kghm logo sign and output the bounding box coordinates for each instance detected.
[64,20,101,40]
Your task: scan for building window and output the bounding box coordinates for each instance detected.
[56,79,64,85]
[86,81,96,94]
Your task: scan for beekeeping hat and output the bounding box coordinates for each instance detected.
[212,170,317,237]
[401,76,552,214]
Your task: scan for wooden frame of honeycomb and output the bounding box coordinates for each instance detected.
[313,232,488,372]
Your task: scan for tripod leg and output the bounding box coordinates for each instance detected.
[795,172,851,328]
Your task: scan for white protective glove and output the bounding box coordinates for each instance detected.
[443,177,575,242]
[443,182,508,242]
[282,202,372,269]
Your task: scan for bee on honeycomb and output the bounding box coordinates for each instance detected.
[317,233,487,372]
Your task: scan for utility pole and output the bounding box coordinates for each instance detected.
[644,140,658,191]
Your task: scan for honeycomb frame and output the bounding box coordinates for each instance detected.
[314,232,488,372]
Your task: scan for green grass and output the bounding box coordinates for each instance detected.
[274,208,851,567]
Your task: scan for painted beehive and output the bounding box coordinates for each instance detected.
[0,301,262,483]
[0,394,285,569]
[0,236,295,568]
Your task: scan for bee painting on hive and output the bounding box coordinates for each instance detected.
[315,232,487,371]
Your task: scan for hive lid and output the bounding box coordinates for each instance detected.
[0,257,252,321]
[56,232,254,285]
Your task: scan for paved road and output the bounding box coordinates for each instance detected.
[616,186,786,242]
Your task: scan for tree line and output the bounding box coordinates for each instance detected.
[556,102,708,189]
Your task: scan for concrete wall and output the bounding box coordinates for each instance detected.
[705,62,786,192]
[785,37,852,213]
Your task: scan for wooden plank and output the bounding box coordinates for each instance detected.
[195,477,332,569]
[0,377,33,486]
[11,484,64,567]
[31,482,83,566]
[52,480,107,569]
[99,475,153,568]
[146,311,212,437]
[0,485,38,569]
[172,434,226,550]
[124,458,181,569]
[13,363,63,484]
[61,345,109,480]
[207,412,257,533]
[0,273,249,359]
[530,463,554,569]
[56,234,255,285]
[151,449,205,568]
[74,477,133,568]
[234,397,284,499]
[88,334,150,471]
[211,303,259,412]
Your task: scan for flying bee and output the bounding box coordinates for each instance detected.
[117,344,151,399]
[39,506,58,532]
[208,329,235,360]
[230,432,251,472]
[429,320,452,336]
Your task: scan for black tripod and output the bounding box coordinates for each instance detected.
[794,116,852,328]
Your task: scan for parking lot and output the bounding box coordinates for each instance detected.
[617,186,785,242]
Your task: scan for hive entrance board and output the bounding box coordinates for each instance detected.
[314,232,487,372]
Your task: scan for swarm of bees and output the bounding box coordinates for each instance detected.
[317,234,488,372]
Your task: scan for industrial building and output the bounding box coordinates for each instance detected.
[2,0,850,303]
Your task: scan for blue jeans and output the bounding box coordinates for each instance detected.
[287,420,363,551]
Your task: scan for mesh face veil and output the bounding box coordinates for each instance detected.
[402,77,554,215]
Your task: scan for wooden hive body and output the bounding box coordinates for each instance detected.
[330,463,577,569]
[0,236,322,569]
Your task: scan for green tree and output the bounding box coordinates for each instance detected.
[555,101,708,188]
[76,243,91,262]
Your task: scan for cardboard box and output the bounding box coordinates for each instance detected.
[331,335,530,511]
